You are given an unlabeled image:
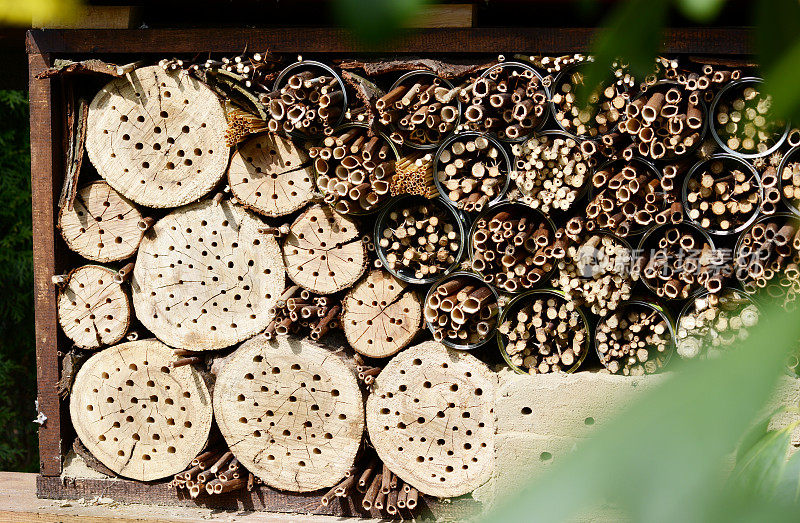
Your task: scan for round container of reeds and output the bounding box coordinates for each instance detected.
[594,299,676,376]
[622,80,707,161]
[379,70,461,150]
[682,153,763,236]
[733,213,800,311]
[432,131,512,213]
[271,60,348,138]
[777,146,800,217]
[550,61,633,140]
[310,123,400,216]
[374,195,468,285]
[468,200,556,294]
[508,130,597,215]
[586,157,666,237]
[462,61,550,143]
[497,288,591,374]
[423,272,500,350]
[709,77,789,159]
[636,222,719,300]
[676,288,760,360]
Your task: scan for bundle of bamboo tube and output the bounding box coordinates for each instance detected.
[435,134,507,212]
[551,61,633,138]
[758,163,782,215]
[638,224,725,299]
[471,206,554,293]
[170,445,255,498]
[261,67,343,135]
[224,106,268,146]
[310,126,394,213]
[735,216,800,310]
[379,199,462,281]
[509,133,595,213]
[264,285,341,341]
[676,289,760,359]
[377,72,458,148]
[586,160,665,237]
[390,153,437,198]
[684,157,761,233]
[596,304,671,376]
[499,293,586,374]
[555,233,636,316]
[713,81,785,155]
[459,63,548,140]
[780,157,800,212]
[645,58,740,106]
[621,84,703,160]
[424,275,498,346]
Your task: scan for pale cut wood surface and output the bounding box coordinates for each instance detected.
[366,340,496,498]
[214,335,364,493]
[342,270,422,358]
[282,204,367,294]
[132,199,284,351]
[228,134,316,217]
[59,181,144,262]
[69,339,213,482]
[58,264,131,350]
[86,65,229,208]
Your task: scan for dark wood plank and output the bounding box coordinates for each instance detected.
[28,47,64,477]
[26,27,753,56]
[37,476,481,519]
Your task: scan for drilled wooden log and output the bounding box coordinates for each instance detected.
[228,134,316,217]
[69,339,213,481]
[58,181,144,262]
[214,335,364,492]
[342,270,422,358]
[86,65,229,208]
[366,341,496,498]
[132,199,284,350]
[57,265,131,350]
[282,204,367,294]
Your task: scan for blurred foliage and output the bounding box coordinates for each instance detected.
[486,305,800,522]
[0,90,37,472]
[0,0,81,25]
[333,0,429,47]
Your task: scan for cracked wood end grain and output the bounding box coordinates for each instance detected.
[366,340,496,498]
[69,339,213,481]
[282,204,367,295]
[213,335,364,492]
[58,181,145,262]
[132,199,285,351]
[58,265,131,350]
[342,270,422,358]
[86,65,229,208]
[228,133,316,217]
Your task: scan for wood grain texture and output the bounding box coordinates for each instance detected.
[57,265,131,350]
[132,199,285,351]
[214,336,363,492]
[29,49,64,477]
[58,181,144,262]
[69,339,213,481]
[228,134,315,217]
[27,28,754,55]
[86,66,229,208]
[366,340,497,498]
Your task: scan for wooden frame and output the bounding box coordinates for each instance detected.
[27,27,753,513]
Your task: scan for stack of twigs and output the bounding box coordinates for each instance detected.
[170,444,257,498]
[596,304,672,376]
[264,285,341,341]
[262,68,343,135]
[423,275,498,346]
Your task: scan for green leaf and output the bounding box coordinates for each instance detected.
[774,447,800,503]
[578,0,669,107]
[674,0,727,22]
[484,305,800,523]
[333,0,428,47]
[730,427,794,495]
[763,38,800,124]
[736,406,785,462]
[755,0,800,73]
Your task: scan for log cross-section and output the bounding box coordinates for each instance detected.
[69,339,213,481]
[282,204,367,294]
[214,335,364,492]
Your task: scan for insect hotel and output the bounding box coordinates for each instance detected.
[28,27,799,517]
